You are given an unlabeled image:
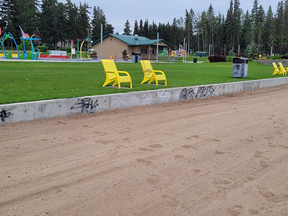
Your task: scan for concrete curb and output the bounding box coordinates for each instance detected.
[1,77,288,125]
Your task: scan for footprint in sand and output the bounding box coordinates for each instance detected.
[138,147,154,152]
[253,151,265,158]
[136,159,153,166]
[97,140,115,145]
[146,175,161,185]
[279,145,288,149]
[174,155,184,160]
[149,144,163,148]
[246,174,256,181]
[181,145,197,149]
[161,195,180,208]
[213,178,235,190]
[226,205,244,216]
[258,189,284,203]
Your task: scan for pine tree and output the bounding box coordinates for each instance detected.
[91,6,106,42]
[251,0,258,42]
[77,3,90,40]
[133,20,139,35]
[143,19,149,37]
[275,1,285,53]
[241,10,253,52]
[123,20,131,35]
[207,4,216,55]
[225,0,234,54]
[233,0,242,53]
[39,0,58,48]
[139,19,143,36]
[65,0,78,41]
[56,2,67,45]
[263,6,273,54]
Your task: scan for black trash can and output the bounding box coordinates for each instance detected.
[193,57,197,63]
[132,52,141,63]
[232,57,249,78]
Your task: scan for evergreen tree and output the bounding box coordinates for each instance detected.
[241,10,253,52]
[91,6,106,42]
[133,20,139,35]
[275,0,285,52]
[251,0,258,42]
[39,0,58,48]
[65,0,78,41]
[56,2,67,45]
[123,20,131,35]
[139,19,143,36]
[77,2,90,40]
[263,6,273,54]
[233,0,242,53]
[0,0,16,35]
[207,4,216,55]
[184,9,193,52]
[256,5,265,52]
[148,21,157,39]
[225,0,234,54]
[105,24,114,34]
[143,19,149,37]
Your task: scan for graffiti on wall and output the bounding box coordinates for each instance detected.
[71,98,99,113]
[142,93,153,105]
[180,85,215,100]
[157,90,171,103]
[0,109,13,122]
[142,90,171,105]
[111,96,120,107]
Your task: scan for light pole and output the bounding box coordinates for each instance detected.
[86,28,90,57]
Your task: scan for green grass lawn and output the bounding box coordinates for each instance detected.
[0,60,276,104]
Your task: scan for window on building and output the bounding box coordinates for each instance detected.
[141,49,147,54]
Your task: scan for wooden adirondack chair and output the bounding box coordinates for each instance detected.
[101,59,132,89]
[278,62,287,75]
[272,62,281,75]
[140,60,167,85]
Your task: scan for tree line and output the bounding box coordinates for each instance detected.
[0,0,287,56]
[0,0,114,49]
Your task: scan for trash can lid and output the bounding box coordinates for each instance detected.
[233,57,249,63]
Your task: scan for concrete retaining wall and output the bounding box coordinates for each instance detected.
[1,77,288,126]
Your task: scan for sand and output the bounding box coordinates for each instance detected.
[1,84,288,216]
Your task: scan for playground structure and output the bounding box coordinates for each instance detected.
[19,26,40,60]
[70,37,91,61]
[1,26,41,60]
[1,32,20,59]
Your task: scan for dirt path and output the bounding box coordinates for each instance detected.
[1,84,288,216]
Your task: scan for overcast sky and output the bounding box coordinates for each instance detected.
[59,0,279,34]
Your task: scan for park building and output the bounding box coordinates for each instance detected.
[91,33,173,60]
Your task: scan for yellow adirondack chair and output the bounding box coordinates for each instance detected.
[101,59,132,89]
[140,60,167,85]
[272,62,281,75]
[278,62,287,75]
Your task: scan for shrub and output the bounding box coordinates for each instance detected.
[281,55,288,59]
[228,50,235,56]
[46,44,55,50]
[60,47,71,53]
[266,55,283,60]
[236,53,248,58]
[35,45,48,52]
[245,43,257,59]
[18,41,31,50]
[208,55,226,62]
[225,56,234,62]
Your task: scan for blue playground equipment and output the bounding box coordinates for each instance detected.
[19,25,41,60]
[1,32,20,59]
[1,26,41,60]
